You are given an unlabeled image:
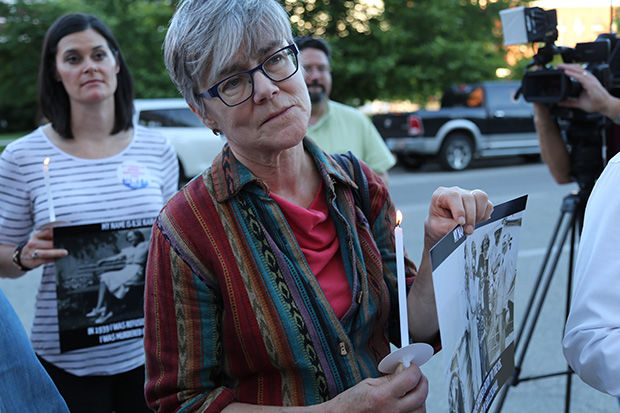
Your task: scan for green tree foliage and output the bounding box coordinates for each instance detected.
[0,0,528,132]
[282,0,527,104]
[0,0,82,131]
[82,0,178,99]
[0,0,177,133]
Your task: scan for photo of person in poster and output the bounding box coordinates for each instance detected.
[431,196,526,413]
[85,229,149,324]
[54,219,153,352]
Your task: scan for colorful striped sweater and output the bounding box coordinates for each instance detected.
[144,139,418,412]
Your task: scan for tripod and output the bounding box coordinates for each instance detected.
[494,190,587,413]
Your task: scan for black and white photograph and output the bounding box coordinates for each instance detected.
[430,195,527,413]
[53,218,154,352]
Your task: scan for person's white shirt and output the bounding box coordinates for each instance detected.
[562,152,620,397]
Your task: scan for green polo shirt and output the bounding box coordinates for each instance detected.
[307,100,396,173]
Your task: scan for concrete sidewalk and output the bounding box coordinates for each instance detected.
[0,267,41,333]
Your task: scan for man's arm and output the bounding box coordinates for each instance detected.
[358,112,396,179]
[562,155,620,397]
[533,103,572,184]
[532,63,620,185]
[377,171,389,188]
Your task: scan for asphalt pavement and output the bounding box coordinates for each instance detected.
[387,158,618,413]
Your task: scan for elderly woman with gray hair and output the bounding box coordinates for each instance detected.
[144,0,493,411]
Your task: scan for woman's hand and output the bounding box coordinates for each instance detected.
[424,186,493,250]
[16,227,68,270]
[326,363,428,413]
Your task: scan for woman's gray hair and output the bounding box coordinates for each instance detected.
[165,0,293,118]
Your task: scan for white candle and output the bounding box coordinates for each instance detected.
[43,157,56,222]
[395,210,409,348]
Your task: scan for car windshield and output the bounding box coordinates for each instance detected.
[441,84,479,108]
[485,83,530,111]
[138,108,204,128]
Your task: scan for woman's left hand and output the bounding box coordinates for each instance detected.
[17,227,68,270]
[423,186,493,250]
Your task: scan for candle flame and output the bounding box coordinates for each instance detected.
[396,210,402,226]
[43,157,50,166]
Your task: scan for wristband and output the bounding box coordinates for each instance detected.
[12,241,33,271]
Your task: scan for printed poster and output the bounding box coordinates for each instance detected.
[430,195,527,413]
[53,218,154,352]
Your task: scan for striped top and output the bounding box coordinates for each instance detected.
[144,139,419,412]
[0,125,178,376]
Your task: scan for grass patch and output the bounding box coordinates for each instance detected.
[0,131,27,141]
[0,131,27,152]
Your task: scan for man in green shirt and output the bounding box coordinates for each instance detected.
[296,37,396,185]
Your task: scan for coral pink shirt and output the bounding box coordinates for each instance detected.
[271,182,352,318]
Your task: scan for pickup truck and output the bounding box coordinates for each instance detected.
[371,81,539,171]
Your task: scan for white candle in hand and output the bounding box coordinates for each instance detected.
[395,210,409,349]
[43,157,56,223]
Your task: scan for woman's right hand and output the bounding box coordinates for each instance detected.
[16,227,68,270]
[325,363,428,412]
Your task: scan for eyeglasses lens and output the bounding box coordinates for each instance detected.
[217,47,298,106]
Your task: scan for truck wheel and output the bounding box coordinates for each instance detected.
[521,154,541,163]
[398,153,423,170]
[439,134,473,171]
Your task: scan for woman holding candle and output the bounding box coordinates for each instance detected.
[143,1,493,412]
[0,13,178,412]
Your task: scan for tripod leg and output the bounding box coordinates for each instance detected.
[516,214,573,371]
[515,209,568,350]
[564,212,578,413]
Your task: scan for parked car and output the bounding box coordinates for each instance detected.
[133,98,225,184]
[371,81,540,171]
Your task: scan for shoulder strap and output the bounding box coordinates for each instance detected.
[332,151,370,220]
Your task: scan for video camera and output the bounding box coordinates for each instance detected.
[500,6,620,193]
[500,7,620,103]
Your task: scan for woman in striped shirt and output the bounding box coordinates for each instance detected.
[0,13,178,412]
[144,0,493,412]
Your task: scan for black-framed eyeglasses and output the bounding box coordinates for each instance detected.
[198,44,299,107]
